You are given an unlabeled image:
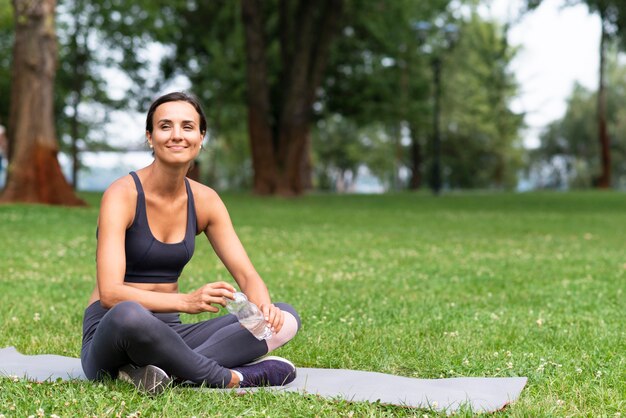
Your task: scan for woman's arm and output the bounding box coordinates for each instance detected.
[96,178,234,313]
[200,187,284,332]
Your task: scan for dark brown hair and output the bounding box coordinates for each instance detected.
[145,91,207,135]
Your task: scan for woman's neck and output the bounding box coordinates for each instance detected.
[140,162,189,198]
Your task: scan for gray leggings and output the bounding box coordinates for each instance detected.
[80,300,300,387]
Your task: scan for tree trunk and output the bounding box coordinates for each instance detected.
[408,123,422,190]
[241,0,343,196]
[71,94,80,189]
[241,0,278,195]
[1,0,85,205]
[596,13,611,189]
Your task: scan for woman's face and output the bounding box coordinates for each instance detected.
[146,101,204,164]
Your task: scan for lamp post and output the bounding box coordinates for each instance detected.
[413,21,459,195]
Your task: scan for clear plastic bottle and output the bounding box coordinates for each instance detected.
[225,292,273,340]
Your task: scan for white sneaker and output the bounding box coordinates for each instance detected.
[118,364,171,395]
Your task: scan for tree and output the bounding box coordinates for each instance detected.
[137,0,344,195]
[524,0,626,188]
[321,0,450,190]
[0,2,13,129]
[530,48,626,188]
[54,0,125,189]
[440,14,524,189]
[0,0,84,205]
[240,0,344,195]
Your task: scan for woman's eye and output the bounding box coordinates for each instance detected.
[160,124,170,130]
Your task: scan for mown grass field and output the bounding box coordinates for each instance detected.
[0,191,624,417]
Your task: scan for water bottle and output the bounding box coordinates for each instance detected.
[225,292,273,340]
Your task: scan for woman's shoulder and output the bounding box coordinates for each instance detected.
[98,174,138,229]
[101,174,138,207]
[187,178,220,202]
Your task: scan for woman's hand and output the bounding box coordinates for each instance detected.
[184,281,236,314]
[260,303,284,334]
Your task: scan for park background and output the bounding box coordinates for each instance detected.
[2,0,626,197]
[0,0,625,417]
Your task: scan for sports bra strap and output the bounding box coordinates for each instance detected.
[129,171,144,194]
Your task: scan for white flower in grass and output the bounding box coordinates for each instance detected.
[36,408,44,417]
[11,316,17,322]
[536,318,543,326]
[51,414,60,418]
[575,367,582,374]
[33,313,41,322]
[556,399,565,406]
[462,358,470,366]
[507,362,513,369]
[432,400,439,408]
[596,370,603,378]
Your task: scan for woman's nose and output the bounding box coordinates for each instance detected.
[171,125,183,139]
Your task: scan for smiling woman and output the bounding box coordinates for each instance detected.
[145,92,206,166]
[80,91,301,394]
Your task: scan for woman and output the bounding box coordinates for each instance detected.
[81,92,300,394]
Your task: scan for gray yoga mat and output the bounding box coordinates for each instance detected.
[0,346,527,413]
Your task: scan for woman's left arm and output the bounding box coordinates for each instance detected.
[199,186,284,333]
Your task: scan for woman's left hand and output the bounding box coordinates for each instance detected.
[260,303,284,334]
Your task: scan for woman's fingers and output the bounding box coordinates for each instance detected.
[202,283,235,306]
[261,304,284,334]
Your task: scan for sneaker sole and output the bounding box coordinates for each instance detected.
[243,355,296,369]
[118,364,171,395]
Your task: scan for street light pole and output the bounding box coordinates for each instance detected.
[413,21,458,195]
[431,55,442,194]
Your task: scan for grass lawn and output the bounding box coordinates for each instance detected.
[0,191,624,417]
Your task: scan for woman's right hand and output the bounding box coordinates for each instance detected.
[183,281,236,314]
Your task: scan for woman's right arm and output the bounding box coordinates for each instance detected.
[96,179,234,313]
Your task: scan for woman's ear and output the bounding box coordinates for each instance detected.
[146,131,153,148]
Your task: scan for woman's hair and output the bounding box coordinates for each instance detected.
[145,91,207,135]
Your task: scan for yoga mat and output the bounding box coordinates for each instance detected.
[0,346,526,413]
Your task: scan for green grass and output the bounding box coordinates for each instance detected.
[0,191,624,417]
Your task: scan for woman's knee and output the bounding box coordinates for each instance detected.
[266,303,300,352]
[105,301,153,335]
[275,302,301,330]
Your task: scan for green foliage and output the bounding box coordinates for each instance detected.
[0,1,526,191]
[0,192,625,416]
[530,45,626,188]
[54,0,127,168]
[0,1,13,127]
[316,3,525,191]
[441,13,525,189]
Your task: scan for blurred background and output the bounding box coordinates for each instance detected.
[1,0,625,199]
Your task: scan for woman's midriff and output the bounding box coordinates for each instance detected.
[87,282,179,306]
